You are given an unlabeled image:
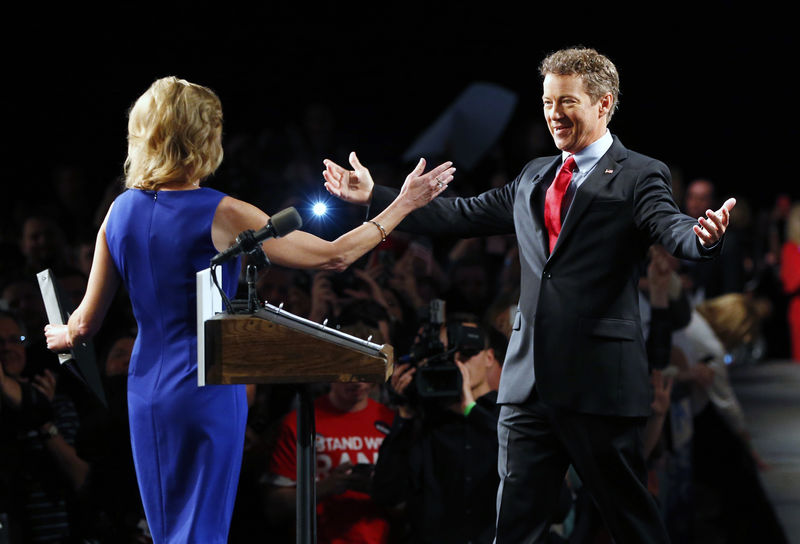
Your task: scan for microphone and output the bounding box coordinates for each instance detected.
[211,207,303,266]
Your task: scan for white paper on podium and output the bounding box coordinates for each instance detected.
[196,267,223,387]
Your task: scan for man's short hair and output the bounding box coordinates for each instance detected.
[539,47,620,122]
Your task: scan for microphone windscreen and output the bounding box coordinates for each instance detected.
[269,207,303,237]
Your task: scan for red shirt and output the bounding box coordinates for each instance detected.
[269,395,395,543]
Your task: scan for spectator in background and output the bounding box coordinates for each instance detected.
[752,193,794,359]
[263,324,395,543]
[683,179,715,223]
[18,214,70,278]
[442,253,492,317]
[371,317,505,544]
[73,328,151,543]
[50,166,95,244]
[780,203,800,362]
[485,326,507,392]
[0,309,88,543]
[256,265,312,317]
[1,276,52,375]
[71,231,96,278]
[668,294,787,543]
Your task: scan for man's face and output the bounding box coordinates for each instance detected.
[20,218,59,265]
[105,336,135,376]
[2,281,46,328]
[0,316,26,377]
[329,382,373,407]
[685,180,714,219]
[542,73,610,154]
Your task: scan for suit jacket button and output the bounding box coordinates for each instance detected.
[544,272,552,279]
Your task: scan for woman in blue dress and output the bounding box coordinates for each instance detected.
[44,76,454,543]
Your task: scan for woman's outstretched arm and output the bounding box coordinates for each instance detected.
[213,157,455,271]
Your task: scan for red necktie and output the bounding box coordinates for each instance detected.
[544,155,577,253]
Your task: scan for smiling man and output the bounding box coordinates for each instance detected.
[323,47,736,543]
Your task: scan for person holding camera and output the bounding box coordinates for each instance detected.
[371,316,504,544]
[1,309,88,543]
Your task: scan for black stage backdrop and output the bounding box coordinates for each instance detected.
[5,3,795,223]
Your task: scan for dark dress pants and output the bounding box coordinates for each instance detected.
[495,390,670,544]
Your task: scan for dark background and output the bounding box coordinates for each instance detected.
[6,4,796,217]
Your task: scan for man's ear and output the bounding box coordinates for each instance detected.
[485,348,498,369]
[598,92,613,118]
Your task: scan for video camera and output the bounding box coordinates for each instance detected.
[398,299,486,403]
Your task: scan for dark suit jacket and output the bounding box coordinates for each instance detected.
[372,136,719,417]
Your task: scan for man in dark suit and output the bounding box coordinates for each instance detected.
[322,47,735,543]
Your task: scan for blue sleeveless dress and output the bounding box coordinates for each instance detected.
[105,187,246,543]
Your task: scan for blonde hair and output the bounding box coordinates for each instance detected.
[696,294,769,351]
[787,203,800,245]
[124,77,223,190]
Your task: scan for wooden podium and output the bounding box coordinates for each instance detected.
[202,302,394,544]
[203,309,393,385]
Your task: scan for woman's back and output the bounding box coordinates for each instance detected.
[105,187,238,384]
[104,186,246,543]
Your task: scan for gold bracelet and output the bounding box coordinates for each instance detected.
[364,220,387,242]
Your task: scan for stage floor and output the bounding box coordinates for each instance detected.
[731,359,800,544]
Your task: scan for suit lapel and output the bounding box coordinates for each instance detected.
[549,140,626,259]
[527,156,561,260]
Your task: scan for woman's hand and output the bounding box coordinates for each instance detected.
[323,152,376,205]
[323,152,456,210]
[44,324,71,353]
[397,158,455,211]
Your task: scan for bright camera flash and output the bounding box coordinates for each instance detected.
[312,202,327,216]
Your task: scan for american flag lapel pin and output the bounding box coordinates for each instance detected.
[604,169,614,174]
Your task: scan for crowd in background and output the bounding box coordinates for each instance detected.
[1,101,799,543]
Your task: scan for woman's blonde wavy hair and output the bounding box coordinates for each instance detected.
[124,77,223,190]
[696,293,770,351]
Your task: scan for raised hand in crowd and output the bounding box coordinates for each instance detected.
[647,245,674,309]
[644,368,674,459]
[308,271,340,323]
[31,367,57,402]
[650,369,673,417]
[387,250,425,310]
[389,363,416,419]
